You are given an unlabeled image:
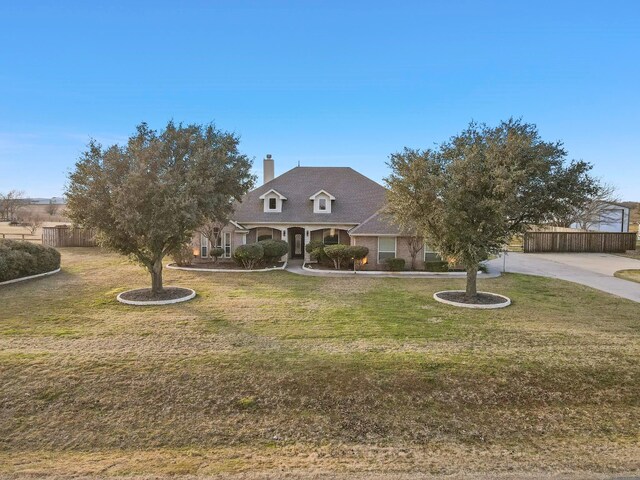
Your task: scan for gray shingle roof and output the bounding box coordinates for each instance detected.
[232,167,387,225]
[348,210,402,235]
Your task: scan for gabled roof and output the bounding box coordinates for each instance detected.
[258,189,287,200]
[309,190,336,201]
[348,210,402,236]
[233,166,386,224]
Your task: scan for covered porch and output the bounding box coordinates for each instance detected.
[243,225,354,261]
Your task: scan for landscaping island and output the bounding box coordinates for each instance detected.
[614,269,640,284]
[433,290,511,309]
[117,287,196,305]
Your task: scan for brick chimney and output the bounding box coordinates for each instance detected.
[263,154,274,184]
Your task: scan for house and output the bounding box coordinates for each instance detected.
[570,202,631,232]
[193,155,435,270]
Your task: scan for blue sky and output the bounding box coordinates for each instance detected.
[1,1,638,200]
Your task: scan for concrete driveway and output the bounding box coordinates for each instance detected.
[486,252,640,303]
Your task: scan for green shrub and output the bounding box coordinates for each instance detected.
[423,261,449,272]
[258,239,288,263]
[345,245,369,270]
[305,240,327,262]
[170,244,194,266]
[209,247,225,262]
[385,257,405,271]
[0,239,61,282]
[233,243,264,269]
[324,244,351,270]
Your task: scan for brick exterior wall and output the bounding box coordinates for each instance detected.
[352,235,425,271]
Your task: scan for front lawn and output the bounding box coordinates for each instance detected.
[1,248,639,478]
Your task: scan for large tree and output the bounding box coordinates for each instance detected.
[565,183,619,231]
[65,121,254,294]
[385,119,599,301]
[0,190,26,221]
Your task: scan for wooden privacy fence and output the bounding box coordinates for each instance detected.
[523,232,637,253]
[42,226,97,247]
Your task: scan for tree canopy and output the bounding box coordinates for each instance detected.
[65,121,255,294]
[385,119,599,300]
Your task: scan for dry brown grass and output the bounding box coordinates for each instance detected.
[614,269,640,284]
[0,220,72,242]
[1,248,639,479]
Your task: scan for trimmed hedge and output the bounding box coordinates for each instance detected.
[0,239,61,282]
[324,244,351,270]
[170,244,194,267]
[345,245,369,270]
[424,261,449,272]
[305,240,327,262]
[258,239,288,263]
[233,243,264,269]
[209,247,225,262]
[345,245,369,260]
[385,257,406,271]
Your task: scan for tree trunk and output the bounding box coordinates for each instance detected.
[410,253,417,271]
[465,263,478,302]
[150,258,164,295]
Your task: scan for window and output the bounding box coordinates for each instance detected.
[257,228,273,242]
[224,232,231,258]
[213,228,222,248]
[378,237,396,262]
[260,189,286,212]
[424,244,442,263]
[310,190,334,213]
[294,233,302,255]
[200,233,208,258]
[323,228,339,245]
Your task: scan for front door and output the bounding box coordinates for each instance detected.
[288,227,305,259]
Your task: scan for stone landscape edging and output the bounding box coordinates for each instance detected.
[0,267,61,286]
[302,263,482,277]
[116,287,196,306]
[433,290,511,309]
[166,261,287,273]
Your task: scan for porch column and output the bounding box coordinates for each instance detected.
[281,228,288,261]
[304,227,311,263]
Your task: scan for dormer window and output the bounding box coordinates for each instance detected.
[259,189,287,213]
[309,190,336,214]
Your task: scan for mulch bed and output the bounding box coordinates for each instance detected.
[305,263,465,273]
[177,261,284,270]
[436,291,508,305]
[119,287,194,302]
